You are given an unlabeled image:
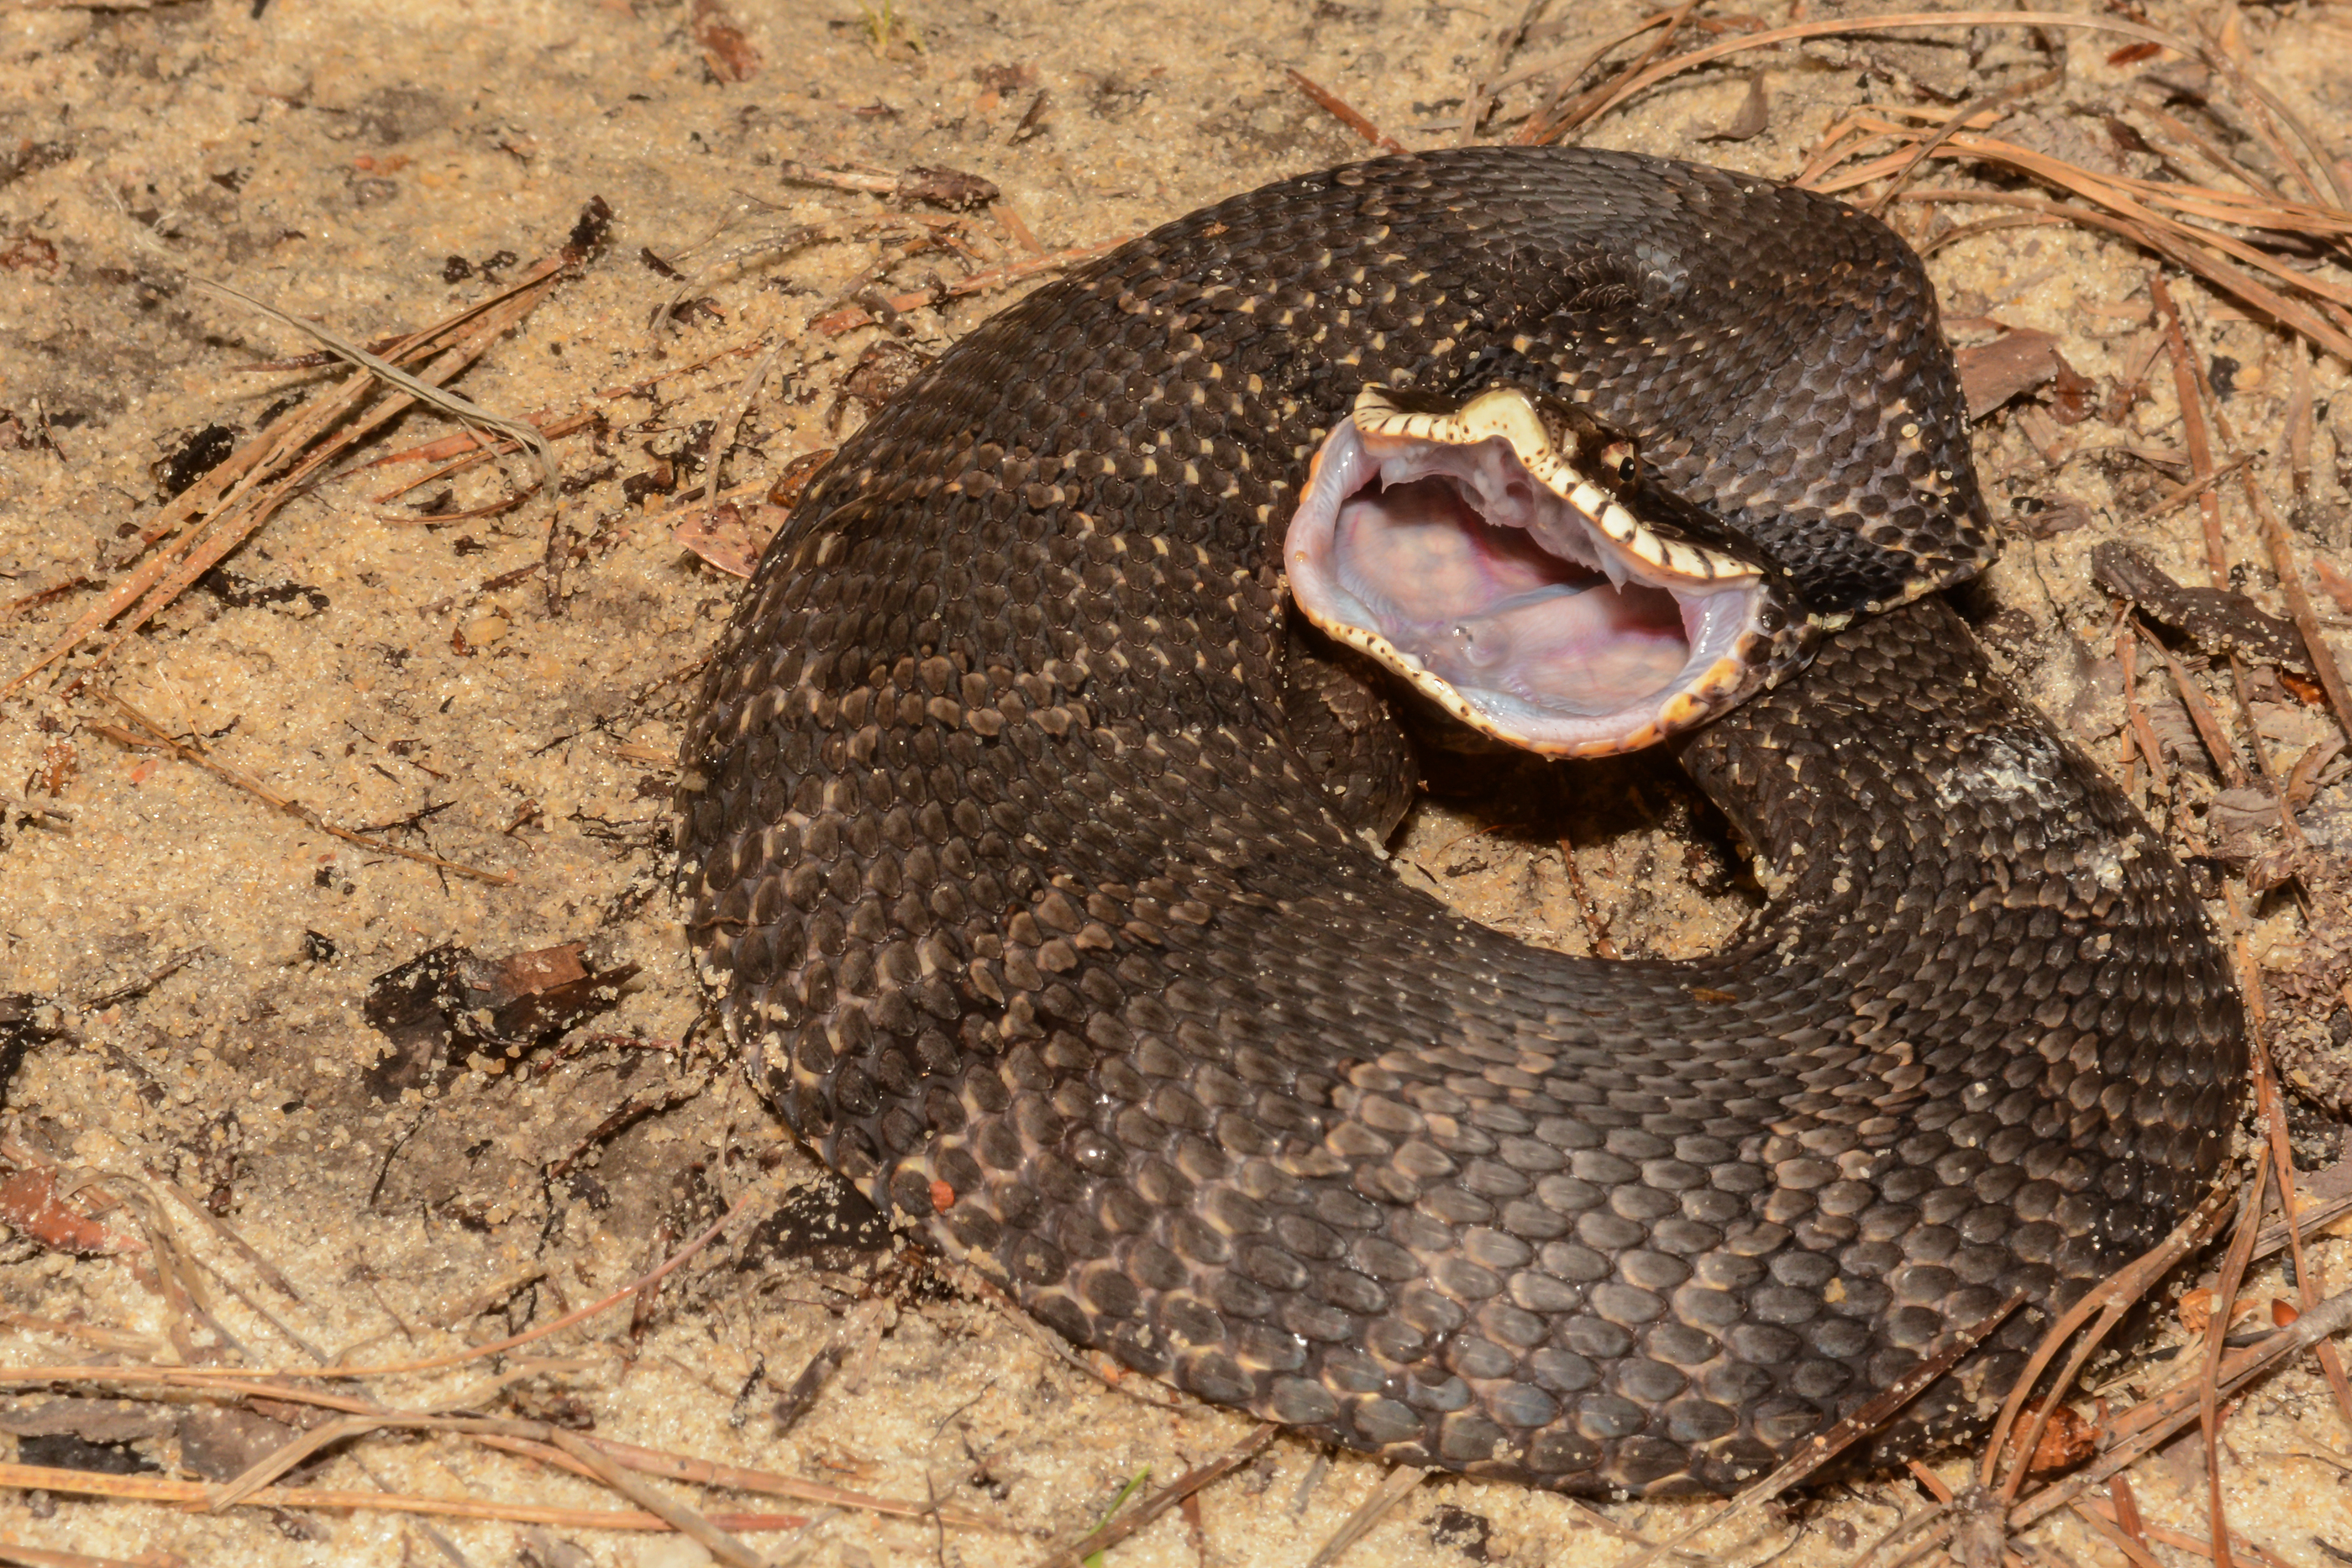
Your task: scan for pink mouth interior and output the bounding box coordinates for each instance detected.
[1331,470,1693,710]
[1285,422,1761,750]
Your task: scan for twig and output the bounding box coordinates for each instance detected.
[0,1460,807,1534]
[1984,1181,2236,1502]
[2242,926,2352,1430]
[549,1429,764,1568]
[1026,1424,1277,1568]
[1889,186,2352,364]
[1,790,74,825]
[480,1432,1010,1532]
[812,235,1134,336]
[80,947,203,1009]
[2118,625,2169,802]
[1457,0,1551,144]
[1613,1289,2024,1568]
[2144,454,2257,527]
[2245,475,2352,745]
[2134,627,2247,787]
[0,1544,181,1568]
[1304,1466,1428,1568]
[2150,275,2228,581]
[186,277,559,495]
[692,334,793,512]
[2200,1164,2271,1568]
[1284,68,1406,155]
[2006,1277,2352,1534]
[1517,0,1700,145]
[97,693,513,886]
[1861,66,2063,216]
[7,256,570,695]
[0,1182,766,1387]
[1554,831,1620,958]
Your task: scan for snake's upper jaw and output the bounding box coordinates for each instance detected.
[1284,385,1793,757]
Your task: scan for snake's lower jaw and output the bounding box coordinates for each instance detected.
[1285,385,1788,757]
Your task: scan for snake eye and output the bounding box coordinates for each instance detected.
[1619,457,1638,484]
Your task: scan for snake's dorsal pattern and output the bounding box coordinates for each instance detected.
[678,149,2244,1494]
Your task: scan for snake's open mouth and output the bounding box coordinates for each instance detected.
[1286,386,1773,755]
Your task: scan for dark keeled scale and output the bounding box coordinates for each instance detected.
[675,148,2244,1494]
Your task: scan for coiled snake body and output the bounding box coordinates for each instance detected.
[678,149,2244,1494]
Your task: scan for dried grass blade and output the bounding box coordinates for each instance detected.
[1983,1181,2234,1499]
[188,276,555,493]
[1862,66,2062,217]
[2009,1281,2352,1529]
[548,1429,764,1568]
[1898,189,2352,362]
[0,1460,808,1533]
[1304,1465,1428,1568]
[98,694,513,885]
[1573,11,2343,209]
[1026,1424,1277,1568]
[4,258,569,695]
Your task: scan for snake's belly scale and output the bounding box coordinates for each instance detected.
[677,148,2244,1495]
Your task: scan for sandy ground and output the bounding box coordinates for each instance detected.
[4,1,2352,1565]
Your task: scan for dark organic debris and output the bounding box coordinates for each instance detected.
[0,1398,176,1445]
[0,994,63,1108]
[200,567,330,615]
[362,940,641,1093]
[154,422,240,499]
[1956,328,2095,422]
[16,1432,158,1476]
[736,1172,891,1273]
[178,1406,306,1483]
[1428,1502,1494,1561]
[2092,541,2311,672]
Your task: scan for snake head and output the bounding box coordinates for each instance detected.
[1284,384,1808,756]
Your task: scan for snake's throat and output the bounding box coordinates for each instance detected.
[1286,388,1774,755]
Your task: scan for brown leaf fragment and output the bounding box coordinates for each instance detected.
[974,63,1035,92]
[674,501,788,580]
[2288,736,2347,810]
[2008,493,2095,538]
[840,340,929,413]
[1999,1398,2103,1475]
[362,941,641,1091]
[766,448,835,510]
[897,165,1000,210]
[1956,328,2093,422]
[0,234,60,274]
[176,1407,302,1483]
[1700,73,1770,141]
[0,1398,176,1445]
[689,0,761,82]
[2092,542,2310,672]
[0,1170,138,1256]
